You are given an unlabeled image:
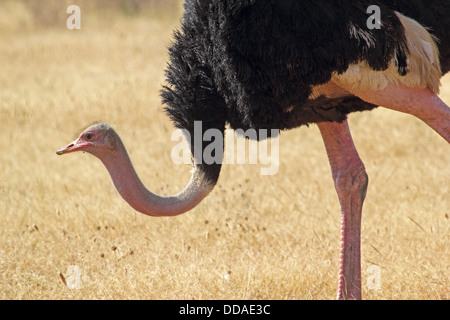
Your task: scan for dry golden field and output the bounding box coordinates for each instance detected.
[0,1,448,300]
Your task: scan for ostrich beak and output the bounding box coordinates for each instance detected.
[56,140,92,155]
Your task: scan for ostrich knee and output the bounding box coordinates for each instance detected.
[334,164,368,205]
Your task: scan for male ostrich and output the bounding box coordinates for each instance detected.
[57,0,450,299]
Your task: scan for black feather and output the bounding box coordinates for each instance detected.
[160,0,450,183]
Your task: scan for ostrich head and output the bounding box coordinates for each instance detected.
[56,123,116,157]
[56,123,216,217]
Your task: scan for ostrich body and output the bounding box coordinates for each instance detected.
[57,0,450,299]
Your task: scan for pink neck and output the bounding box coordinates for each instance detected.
[99,139,212,217]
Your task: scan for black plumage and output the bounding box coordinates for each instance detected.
[161,0,450,183]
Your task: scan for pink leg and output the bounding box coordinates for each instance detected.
[317,120,368,300]
[350,83,450,143]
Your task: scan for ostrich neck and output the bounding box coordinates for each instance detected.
[99,138,213,217]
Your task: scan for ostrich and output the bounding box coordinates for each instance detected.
[57,0,450,299]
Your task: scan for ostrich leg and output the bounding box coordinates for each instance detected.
[349,84,450,143]
[317,120,368,300]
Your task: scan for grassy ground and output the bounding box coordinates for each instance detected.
[0,1,448,299]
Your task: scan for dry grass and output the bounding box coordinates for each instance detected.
[0,1,448,300]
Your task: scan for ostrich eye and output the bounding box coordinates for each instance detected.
[85,133,93,140]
